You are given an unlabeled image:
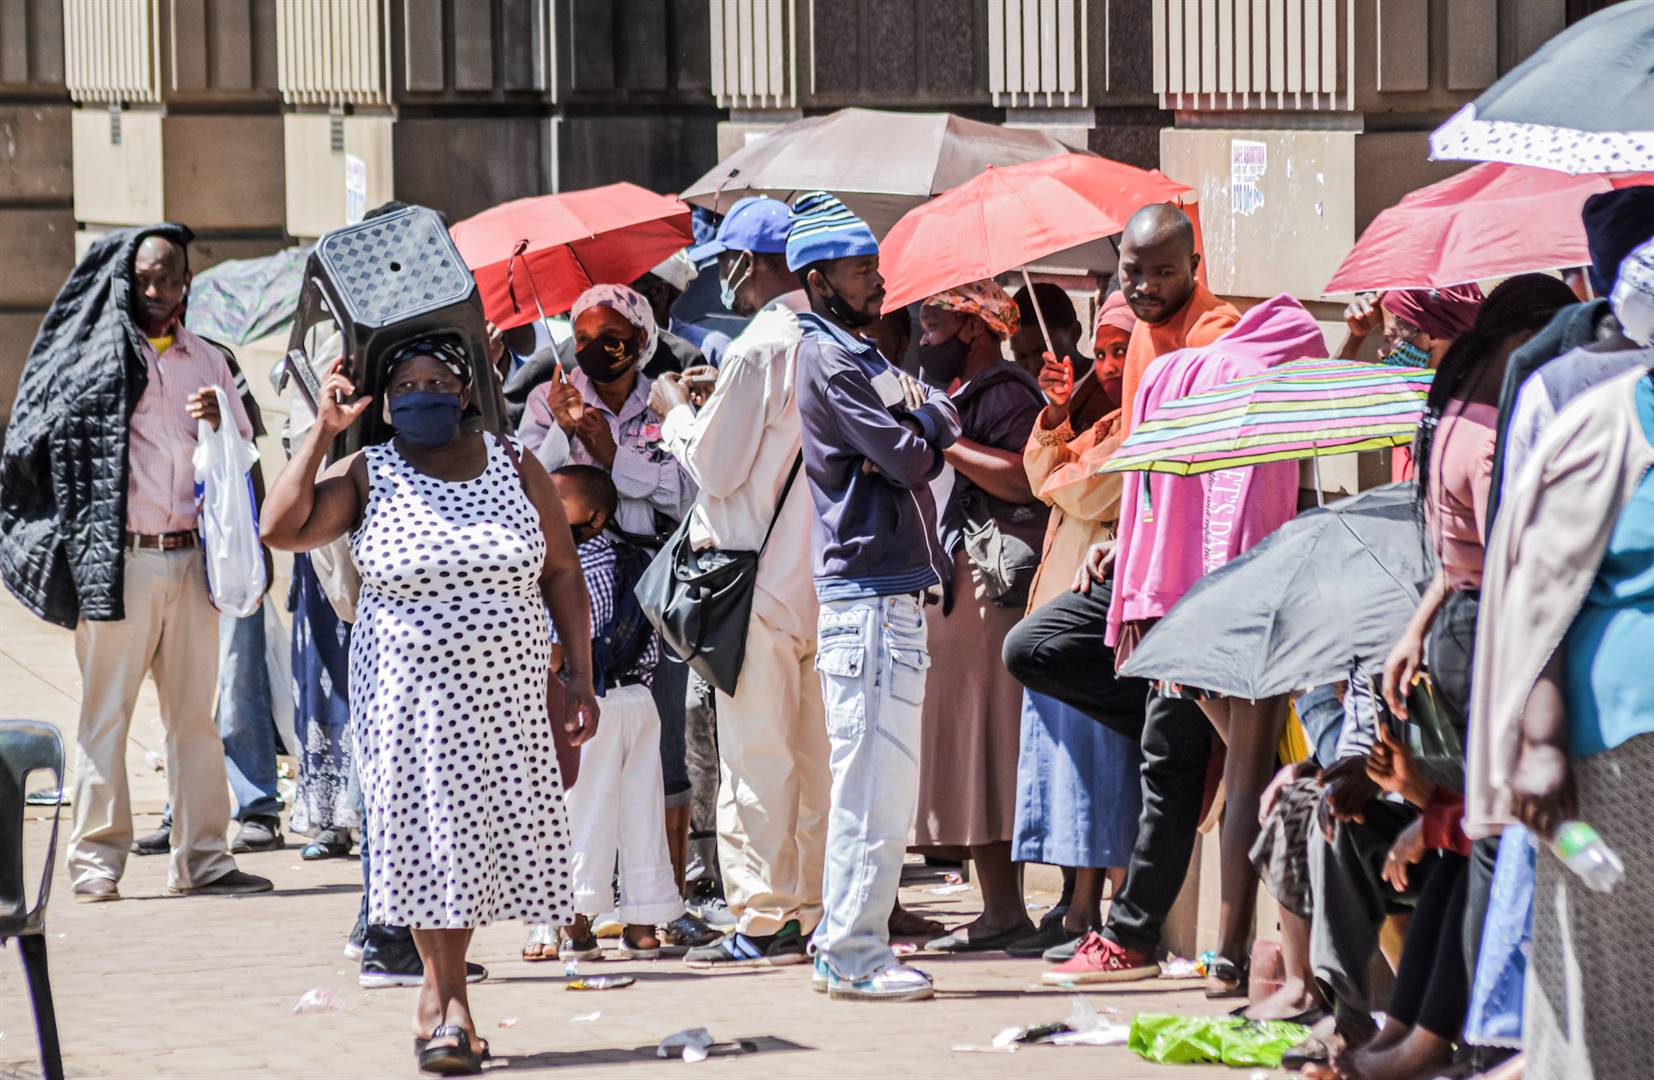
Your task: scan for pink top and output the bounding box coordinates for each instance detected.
[1107,295,1329,646]
[126,325,254,535]
[1427,401,1497,591]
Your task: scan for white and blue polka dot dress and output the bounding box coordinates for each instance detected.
[348,436,574,929]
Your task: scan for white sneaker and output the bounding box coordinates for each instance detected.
[688,898,737,929]
[827,962,934,1002]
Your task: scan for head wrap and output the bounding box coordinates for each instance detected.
[571,283,659,366]
[1380,284,1485,342]
[646,249,696,292]
[1583,186,1654,298]
[924,279,1020,340]
[786,191,879,271]
[385,335,472,385]
[1611,238,1654,347]
[1091,291,1138,378]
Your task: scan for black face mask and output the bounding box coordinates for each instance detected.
[569,512,603,545]
[574,333,638,384]
[817,277,877,330]
[917,334,969,387]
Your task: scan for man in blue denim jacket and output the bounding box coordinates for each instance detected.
[787,191,960,1002]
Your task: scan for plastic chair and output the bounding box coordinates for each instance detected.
[0,719,65,1080]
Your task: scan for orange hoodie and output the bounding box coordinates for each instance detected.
[1119,283,1240,432]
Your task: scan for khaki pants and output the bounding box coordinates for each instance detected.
[70,549,235,890]
[714,612,829,937]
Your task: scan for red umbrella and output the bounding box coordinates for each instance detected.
[450,183,694,330]
[1324,163,1654,295]
[877,153,1192,313]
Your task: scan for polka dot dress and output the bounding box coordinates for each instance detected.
[348,436,573,929]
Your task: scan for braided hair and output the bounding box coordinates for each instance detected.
[1412,272,1577,541]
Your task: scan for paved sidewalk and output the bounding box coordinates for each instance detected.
[0,589,1251,1079]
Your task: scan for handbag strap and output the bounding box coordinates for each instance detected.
[758,452,804,556]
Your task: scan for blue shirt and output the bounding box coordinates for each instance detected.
[793,311,961,602]
[1564,374,1654,757]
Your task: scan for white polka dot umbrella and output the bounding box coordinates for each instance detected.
[1430,0,1654,175]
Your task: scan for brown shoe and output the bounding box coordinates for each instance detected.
[167,869,273,896]
[73,877,120,903]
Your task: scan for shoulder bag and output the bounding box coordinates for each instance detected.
[634,452,804,696]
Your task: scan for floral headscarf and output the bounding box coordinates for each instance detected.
[925,279,1020,341]
[571,283,659,366]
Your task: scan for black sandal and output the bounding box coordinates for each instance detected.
[1203,956,1249,999]
[417,1025,484,1075]
[414,1035,491,1061]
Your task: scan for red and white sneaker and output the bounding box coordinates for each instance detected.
[1040,931,1158,985]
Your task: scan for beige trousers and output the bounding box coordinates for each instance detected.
[714,612,830,936]
[70,549,236,890]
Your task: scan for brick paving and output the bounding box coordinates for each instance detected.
[0,591,1249,1079]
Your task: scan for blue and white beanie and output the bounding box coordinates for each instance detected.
[786,191,879,272]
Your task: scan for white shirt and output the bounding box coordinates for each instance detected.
[1504,344,1654,489]
[519,366,697,539]
[660,291,817,641]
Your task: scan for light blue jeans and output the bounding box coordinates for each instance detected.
[216,610,282,821]
[809,593,931,982]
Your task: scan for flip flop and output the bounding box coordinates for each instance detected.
[1203,955,1249,999]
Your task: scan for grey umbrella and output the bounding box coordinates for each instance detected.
[1119,482,1434,700]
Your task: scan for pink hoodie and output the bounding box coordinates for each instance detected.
[1106,294,1329,646]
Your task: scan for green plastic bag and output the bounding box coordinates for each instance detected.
[1128,1013,1310,1068]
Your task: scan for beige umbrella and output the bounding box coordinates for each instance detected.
[682,107,1088,238]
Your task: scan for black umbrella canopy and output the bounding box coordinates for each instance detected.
[1472,0,1654,133]
[1120,483,1434,701]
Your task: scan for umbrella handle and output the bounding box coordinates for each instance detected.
[506,239,529,315]
[1018,265,1057,361]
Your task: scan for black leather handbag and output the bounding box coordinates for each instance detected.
[634,454,804,695]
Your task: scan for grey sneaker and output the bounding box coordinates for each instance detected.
[231,815,284,854]
[168,869,273,896]
[131,822,171,856]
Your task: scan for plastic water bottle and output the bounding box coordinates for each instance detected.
[1551,820,1625,894]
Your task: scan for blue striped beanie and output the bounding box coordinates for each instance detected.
[786,191,879,271]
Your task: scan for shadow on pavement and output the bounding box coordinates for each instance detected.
[493,1035,812,1071]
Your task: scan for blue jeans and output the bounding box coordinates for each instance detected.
[216,610,282,821]
[809,594,930,982]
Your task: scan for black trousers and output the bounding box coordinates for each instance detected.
[1389,852,1471,1041]
[1004,583,1208,955]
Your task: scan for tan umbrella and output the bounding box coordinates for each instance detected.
[682,107,1086,238]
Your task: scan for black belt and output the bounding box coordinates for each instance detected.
[124,530,197,551]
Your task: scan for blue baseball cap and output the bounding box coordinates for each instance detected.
[687,196,792,264]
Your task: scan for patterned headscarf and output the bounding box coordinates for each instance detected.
[385,334,472,384]
[924,279,1020,340]
[571,283,658,366]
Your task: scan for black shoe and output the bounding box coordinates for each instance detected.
[684,920,808,969]
[360,943,487,989]
[1041,932,1091,964]
[231,815,284,854]
[167,868,274,896]
[1006,918,1083,958]
[924,922,1035,954]
[1036,902,1070,933]
[131,821,171,856]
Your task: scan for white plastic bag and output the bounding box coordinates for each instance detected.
[192,386,266,617]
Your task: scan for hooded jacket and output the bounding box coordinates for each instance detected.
[0,223,194,627]
[1107,294,1329,645]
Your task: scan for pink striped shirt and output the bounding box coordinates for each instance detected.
[125,325,254,535]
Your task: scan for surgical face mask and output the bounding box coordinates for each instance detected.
[718,252,752,312]
[917,333,969,386]
[388,390,463,448]
[1381,339,1432,368]
[575,333,638,384]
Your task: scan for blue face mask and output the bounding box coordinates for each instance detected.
[388,390,463,448]
[1381,340,1432,369]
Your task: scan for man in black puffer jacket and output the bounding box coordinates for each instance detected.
[0,225,271,903]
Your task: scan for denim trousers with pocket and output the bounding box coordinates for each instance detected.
[809,593,931,982]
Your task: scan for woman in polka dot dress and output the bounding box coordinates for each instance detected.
[263,336,600,1076]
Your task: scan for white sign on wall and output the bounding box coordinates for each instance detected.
[344,154,367,225]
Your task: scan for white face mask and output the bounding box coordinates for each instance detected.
[718,251,752,311]
[1611,243,1654,347]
